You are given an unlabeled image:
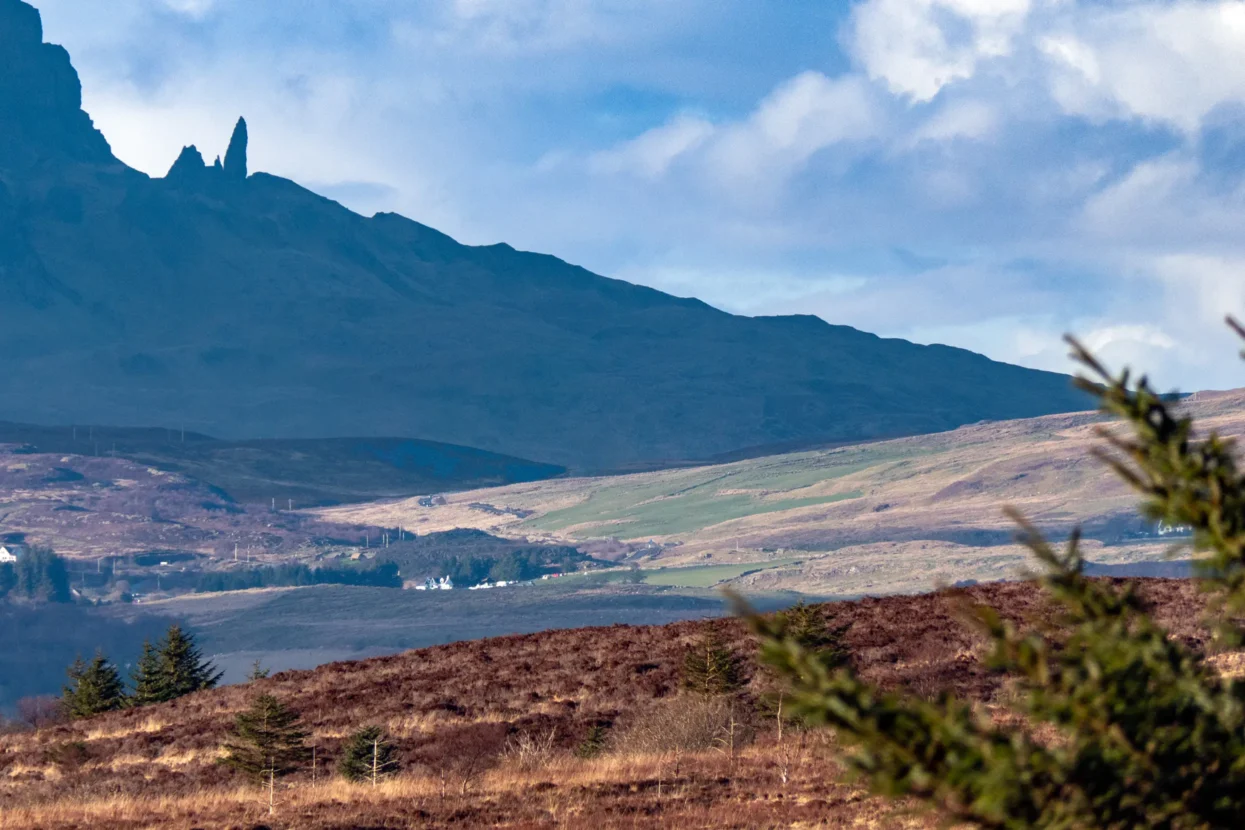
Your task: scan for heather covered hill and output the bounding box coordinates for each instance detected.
[0,421,564,506]
[0,0,1088,471]
[0,579,1218,828]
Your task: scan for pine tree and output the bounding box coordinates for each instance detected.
[220,693,310,784]
[337,725,399,785]
[157,624,222,698]
[247,660,271,681]
[62,651,125,719]
[746,324,1245,829]
[128,640,168,706]
[575,723,609,759]
[682,633,742,696]
[781,600,849,670]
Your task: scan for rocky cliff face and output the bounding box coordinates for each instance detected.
[0,0,1090,470]
[0,0,111,167]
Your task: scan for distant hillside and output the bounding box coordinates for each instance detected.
[321,389,1245,595]
[0,0,1090,471]
[0,422,564,506]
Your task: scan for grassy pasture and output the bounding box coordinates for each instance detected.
[525,438,924,537]
[638,557,806,587]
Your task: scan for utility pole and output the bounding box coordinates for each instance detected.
[234,543,238,562]
[288,499,293,511]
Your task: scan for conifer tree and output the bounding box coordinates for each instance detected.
[337,725,399,785]
[157,624,222,698]
[575,723,609,759]
[62,651,125,719]
[682,633,742,695]
[746,323,1245,829]
[781,600,849,670]
[128,640,168,706]
[220,693,310,784]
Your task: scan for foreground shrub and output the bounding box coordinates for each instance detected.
[413,722,508,796]
[504,727,558,771]
[338,725,400,784]
[615,695,750,756]
[748,327,1245,829]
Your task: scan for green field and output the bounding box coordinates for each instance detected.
[638,557,806,587]
[523,439,928,538]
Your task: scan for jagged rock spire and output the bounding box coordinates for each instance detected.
[223,116,247,180]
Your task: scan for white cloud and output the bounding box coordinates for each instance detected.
[706,72,879,191]
[588,114,713,179]
[905,99,997,145]
[1041,2,1245,132]
[1082,154,1245,248]
[849,0,1031,101]
[404,0,683,54]
[584,71,880,204]
[160,0,215,18]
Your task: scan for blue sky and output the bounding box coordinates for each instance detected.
[33,0,1245,391]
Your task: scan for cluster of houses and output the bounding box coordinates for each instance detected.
[410,572,568,592]
[413,576,454,591]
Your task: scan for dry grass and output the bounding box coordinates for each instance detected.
[83,715,167,742]
[0,579,1225,828]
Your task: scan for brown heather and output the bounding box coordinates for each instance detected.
[0,578,1215,828]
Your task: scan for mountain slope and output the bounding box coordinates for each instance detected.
[0,0,1088,470]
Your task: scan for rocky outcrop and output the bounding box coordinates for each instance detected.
[165,145,208,185]
[0,0,112,168]
[223,117,247,180]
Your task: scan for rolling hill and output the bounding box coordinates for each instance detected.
[0,0,1090,471]
[0,421,563,506]
[319,389,1245,595]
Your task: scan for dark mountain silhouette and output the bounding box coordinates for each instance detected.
[0,0,1089,470]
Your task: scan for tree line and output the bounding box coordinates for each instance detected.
[61,624,222,717]
[435,548,583,586]
[0,547,71,603]
[193,561,401,593]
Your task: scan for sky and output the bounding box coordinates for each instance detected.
[31,0,1245,392]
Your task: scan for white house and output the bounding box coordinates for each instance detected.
[0,545,23,564]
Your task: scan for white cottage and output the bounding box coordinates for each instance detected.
[0,545,24,564]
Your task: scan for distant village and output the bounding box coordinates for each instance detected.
[411,572,570,592]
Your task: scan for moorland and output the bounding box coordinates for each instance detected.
[0,579,1223,829]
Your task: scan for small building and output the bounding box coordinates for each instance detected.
[0,545,25,564]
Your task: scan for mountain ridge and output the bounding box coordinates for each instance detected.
[0,0,1089,470]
